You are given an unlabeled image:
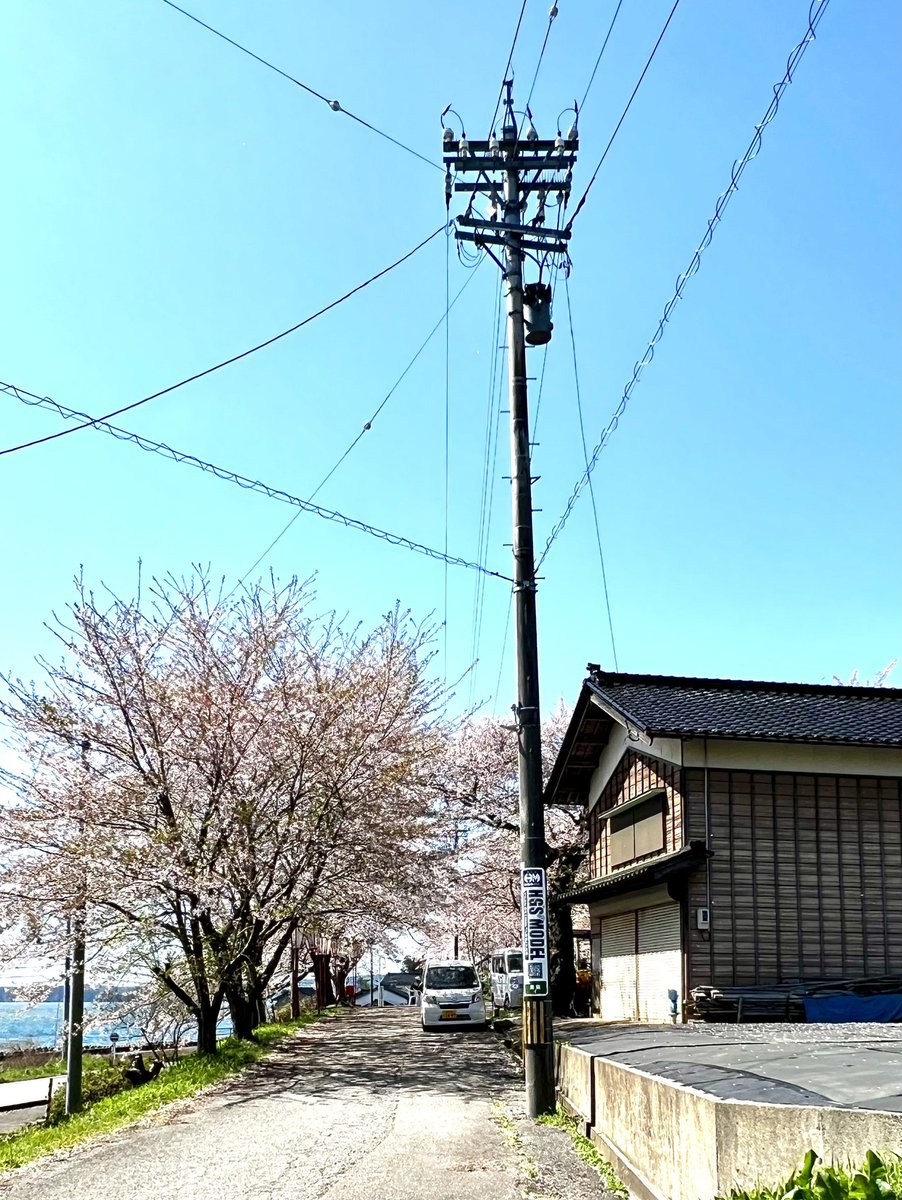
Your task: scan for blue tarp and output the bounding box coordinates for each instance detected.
[803,993,902,1023]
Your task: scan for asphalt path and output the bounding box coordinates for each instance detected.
[0,1008,618,1200]
[0,1078,61,1135]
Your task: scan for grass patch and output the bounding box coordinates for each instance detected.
[0,1056,65,1084]
[0,1009,335,1174]
[0,1053,127,1085]
[538,1106,627,1196]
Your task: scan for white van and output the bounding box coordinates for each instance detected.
[419,959,487,1031]
[489,947,524,1011]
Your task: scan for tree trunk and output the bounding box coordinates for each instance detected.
[549,891,576,1017]
[547,844,586,1018]
[195,1001,221,1055]
[312,952,335,1009]
[225,987,260,1041]
[330,954,352,1005]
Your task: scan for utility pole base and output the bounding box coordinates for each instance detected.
[522,999,555,1116]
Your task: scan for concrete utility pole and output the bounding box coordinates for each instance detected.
[66,736,91,1116]
[65,913,85,1114]
[368,940,375,1008]
[444,82,576,1117]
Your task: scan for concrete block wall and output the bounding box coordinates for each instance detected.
[555,1043,902,1200]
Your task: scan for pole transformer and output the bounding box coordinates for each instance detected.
[443,82,577,1117]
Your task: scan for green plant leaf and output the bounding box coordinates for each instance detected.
[864,1152,887,1181]
[798,1151,819,1185]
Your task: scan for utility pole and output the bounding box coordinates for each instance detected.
[444,82,576,1117]
[66,736,91,1116]
[65,912,85,1114]
[60,920,71,1062]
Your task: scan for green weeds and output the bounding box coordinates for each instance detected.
[537,1107,627,1196]
[490,1101,539,1181]
[0,1057,64,1084]
[716,1149,901,1200]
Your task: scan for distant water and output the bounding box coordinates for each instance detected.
[0,1001,129,1049]
[0,1002,231,1050]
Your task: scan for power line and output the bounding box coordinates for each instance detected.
[566,0,682,232]
[531,263,561,441]
[0,381,514,583]
[525,3,560,112]
[0,224,446,459]
[564,274,619,669]
[468,280,507,709]
[492,597,514,711]
[487,0,529,135]
[443,227,452,683]
[579,0,626,113]
[233,258,483,588]
[158,0,441,172]
[539,0,832,566]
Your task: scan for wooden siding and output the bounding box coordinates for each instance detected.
[685,768,902,988]
[589,752,683,878]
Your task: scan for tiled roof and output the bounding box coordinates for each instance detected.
[588,671,902,746]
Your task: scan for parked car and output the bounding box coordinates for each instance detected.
[419,959,487,1031]
[489,947,524,1012]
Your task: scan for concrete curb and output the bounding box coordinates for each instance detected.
[555,1041,902,1200]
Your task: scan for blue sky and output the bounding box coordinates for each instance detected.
[1,0,899,718]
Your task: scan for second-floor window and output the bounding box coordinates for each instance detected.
[607,791,666,867]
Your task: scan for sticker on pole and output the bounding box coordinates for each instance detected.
[521,866,550,998]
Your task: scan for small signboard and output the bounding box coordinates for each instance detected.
[520,866,550,998]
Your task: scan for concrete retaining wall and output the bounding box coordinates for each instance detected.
[555,1043,902,1200]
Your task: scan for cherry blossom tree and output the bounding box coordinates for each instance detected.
[430,702,585,1012]
[0,572,444,1049]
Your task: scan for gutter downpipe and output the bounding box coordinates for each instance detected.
[704,738,713,982]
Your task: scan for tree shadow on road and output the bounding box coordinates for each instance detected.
[216,1009,519,1110]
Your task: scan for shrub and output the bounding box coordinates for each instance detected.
[716,1149,899,1200]
[47,1060,131,1125]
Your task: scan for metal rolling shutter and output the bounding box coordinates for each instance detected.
[600,912,638,1021]
[637,904,682,1022]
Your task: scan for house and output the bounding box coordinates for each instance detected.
[355,972,419,1006]
[545,668,902,1023]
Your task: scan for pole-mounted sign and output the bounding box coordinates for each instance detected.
[521,866,550,998]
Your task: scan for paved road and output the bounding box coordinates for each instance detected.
[0,1078,62,1136]
[0,1009,617,1200]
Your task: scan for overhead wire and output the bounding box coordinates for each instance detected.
[443,225,452,684]
[539,0,833,566]
[566,0,682,233]
[0,381,514,584]
[492,600,514,712]
[579,0,626,113]
[487,0,530,135]
[0,224,447,458]
[468,280,507,709]
[532,264,562,441]
[158,0,441,172]
[483,248,555,710]
[564,274,619,669]
[524,3,560,113]
[233,257,483,589]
